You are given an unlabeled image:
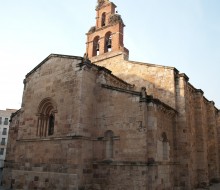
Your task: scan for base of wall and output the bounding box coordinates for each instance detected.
[2,169,78,190]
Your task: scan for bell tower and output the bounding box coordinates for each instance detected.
[86,0,129,59]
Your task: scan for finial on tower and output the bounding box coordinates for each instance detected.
[97,0,109,8]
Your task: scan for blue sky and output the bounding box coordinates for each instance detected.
[0,0,220,109]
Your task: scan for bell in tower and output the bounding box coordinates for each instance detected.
[106,36,112,49]
[96,41,100,51]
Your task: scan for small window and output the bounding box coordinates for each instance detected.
[0,117,2,125]
[48,114,55,136]
[4,118,8,125]
[162,132,169,160]
[1,138,6,145]
[0,148,4,155]
[105,130,114,159]
[101,12,106,27]
[2,128,7,135]
[163,142,168,160]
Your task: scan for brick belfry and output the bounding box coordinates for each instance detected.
[2,0,220,190]
[86,0,129,60]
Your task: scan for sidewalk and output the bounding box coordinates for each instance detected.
[0,184,219,190]
[0,186,10,190]
[197,183,220,190]
[0,186,11,190]
[209,183,220,190]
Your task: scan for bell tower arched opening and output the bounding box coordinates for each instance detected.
[105,32,112,53]
[93,36,100,56]
[101,12,106,27]
[104,130,114,160]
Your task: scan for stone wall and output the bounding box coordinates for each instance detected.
[5,170,78,190]
[3,55,95,188]
[5,53,220,189]
[92,162,148,190]
[94,87,146,162]
[91,54,177,109]
[206,101,219,182]
[216,112,220,178]
[91,84,176,189]
[20,55,84,139]
[92,53,220,189]
[3,137,93,188]
[176,80,220,189]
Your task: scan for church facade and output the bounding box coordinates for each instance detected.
[3,1,220,189]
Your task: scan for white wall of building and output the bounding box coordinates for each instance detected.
[0,109,17,168]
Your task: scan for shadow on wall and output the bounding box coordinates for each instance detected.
[117,72,177,109]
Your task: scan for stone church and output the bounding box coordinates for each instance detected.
[3,0,220,189]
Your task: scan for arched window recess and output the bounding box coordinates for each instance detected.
[36,98,57,137]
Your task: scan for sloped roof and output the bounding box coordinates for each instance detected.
[128,60,179,74]
[26,54,82,78]
[25,53,133,88]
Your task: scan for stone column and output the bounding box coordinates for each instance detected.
[39,116,44,137]
[147,102,157,162]
[36,117,40,136]
[216,111,220,177]
[175,73,191,189]
[194,90,209,186]
[207,101,219,181]
[147,101,158,190]
[44,116,49,137]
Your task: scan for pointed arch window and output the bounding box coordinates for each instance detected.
[36,98,57,137]
[93,36,100,56]
[105,32,112,53]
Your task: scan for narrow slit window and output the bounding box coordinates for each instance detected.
[105,130,114,159]
[48,114,55,136]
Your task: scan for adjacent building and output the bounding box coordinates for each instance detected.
[2,1,220,189]
[0,109,16,168]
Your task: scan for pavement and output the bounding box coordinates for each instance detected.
[210,183,220,189]
[0,187,11,190]
[0,184,219,190]
[211,183,220,190]
[196,183,220,190]
[0,187,12,190]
